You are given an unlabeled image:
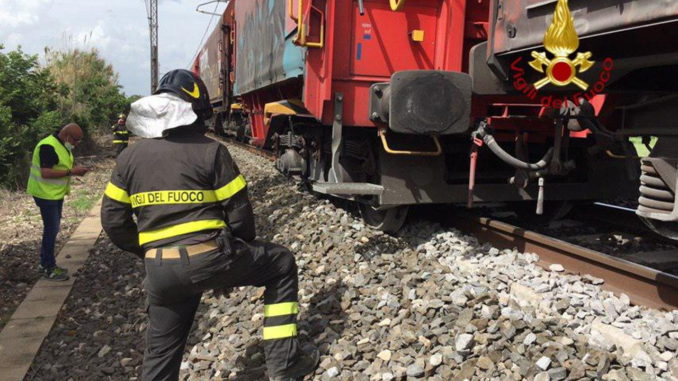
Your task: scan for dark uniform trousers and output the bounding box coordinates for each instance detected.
[115,141,128,156]
[142,237,300,381]
[112,128,128,156]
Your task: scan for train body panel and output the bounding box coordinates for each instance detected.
[233,0,306,96]
[490,0,678,56]
[303,0,469,127]
[198,15,227,105]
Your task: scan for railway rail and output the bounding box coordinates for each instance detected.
[451,214,678,311]
[216,135,678,311]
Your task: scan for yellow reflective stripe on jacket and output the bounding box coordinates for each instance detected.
[130,190,218,208]
[262,324,297,340]
[29,165,69,185]
[29,173,68,186]
[264,302,299,317]
[114,131,129,135]
[113,140,127,144]
[215,174,246,201]
[138,219,226,245]
[129,176,246,208]
[105,182,130,204]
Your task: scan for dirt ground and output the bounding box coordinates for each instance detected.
[0,133,118,329]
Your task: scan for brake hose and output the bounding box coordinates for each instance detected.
[475,122,553,170]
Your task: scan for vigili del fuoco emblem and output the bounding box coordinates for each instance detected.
[529,0,594,90]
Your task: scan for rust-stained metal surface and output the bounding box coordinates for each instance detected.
[452,215,678,310]
[199,20,226,104]
[490,0,678,55]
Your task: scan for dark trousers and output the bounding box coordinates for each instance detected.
[33,197,63,269]
[115,142,128,156]
[142,239,300,381]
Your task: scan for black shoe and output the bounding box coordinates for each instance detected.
[269,347,320,381]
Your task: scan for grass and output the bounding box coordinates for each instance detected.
[68,189,99,214]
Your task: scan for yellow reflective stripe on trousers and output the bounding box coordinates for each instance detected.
[262,324,297,340]
[113,140,127,144]
[215,174,246,201]
[264,302,299,317]
[130,190,218,208]
[105,182,130,204]
[138,219,226,245]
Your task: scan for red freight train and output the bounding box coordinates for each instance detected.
[193,0,678,238]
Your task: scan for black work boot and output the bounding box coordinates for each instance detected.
[269,347,320,381]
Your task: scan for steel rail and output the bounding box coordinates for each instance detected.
[452,215,678,310]
[211,134,277,162]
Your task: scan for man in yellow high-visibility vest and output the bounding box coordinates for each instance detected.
[27,123,89,281]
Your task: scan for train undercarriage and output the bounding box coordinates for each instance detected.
[227,101,638,234]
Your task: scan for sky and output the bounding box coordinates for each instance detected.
[0,0,228,96]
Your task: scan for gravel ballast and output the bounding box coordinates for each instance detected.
[24,141,678,380]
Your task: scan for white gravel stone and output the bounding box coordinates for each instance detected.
[325,367,340,377]
[455,334,474,352]
[523,333,537,345]
[536,356,552,370]
[97,345,111,358]
[377,350,392,362]
[429,353,443,367]
[549,264,565,272]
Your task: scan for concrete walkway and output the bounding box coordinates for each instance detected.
[0,199,102,380]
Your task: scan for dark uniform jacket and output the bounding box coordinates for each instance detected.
[112,123,129,143]
[101,127,255,258]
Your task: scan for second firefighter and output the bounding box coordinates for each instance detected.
[111,113,129,156]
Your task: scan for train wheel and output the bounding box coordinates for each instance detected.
[639,217,678,240]
[359,204,409,234]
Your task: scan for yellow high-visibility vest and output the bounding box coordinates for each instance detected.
[27,135,74,200]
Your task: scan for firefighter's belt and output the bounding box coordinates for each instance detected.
[145,240,219,259]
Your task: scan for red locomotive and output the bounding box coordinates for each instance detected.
[193,0,678,238]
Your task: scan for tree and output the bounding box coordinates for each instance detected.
[0,45,127,189]
[45,47,127,133]
[0,45,62,188]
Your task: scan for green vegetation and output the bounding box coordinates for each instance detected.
[69,189,99,214]
[0,45,138,190]
[45,47,128,130]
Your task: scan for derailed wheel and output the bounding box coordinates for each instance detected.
[359,204,409,234]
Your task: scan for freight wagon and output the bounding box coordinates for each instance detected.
[193,0,678,238]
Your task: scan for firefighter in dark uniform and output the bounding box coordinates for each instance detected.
[101,69,318,381]
[111,113,129,156]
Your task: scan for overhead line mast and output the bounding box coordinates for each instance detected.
[149,0,158,93]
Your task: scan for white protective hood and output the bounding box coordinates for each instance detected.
[126,93,198,138]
